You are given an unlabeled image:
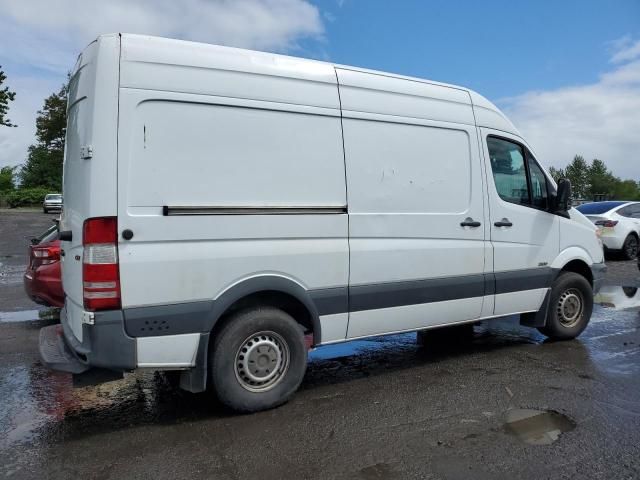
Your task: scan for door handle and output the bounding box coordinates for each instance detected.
[494,218,513,227]
[460,217,481,228]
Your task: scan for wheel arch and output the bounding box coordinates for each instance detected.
[179,275,322,394]
[209,275,322,346]
[559,259,593,286]
[551,247,596,286]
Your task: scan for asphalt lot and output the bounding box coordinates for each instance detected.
[1,210,640,479]
[0,209,59,312]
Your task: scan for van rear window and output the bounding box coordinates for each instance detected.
[576,201,626,214]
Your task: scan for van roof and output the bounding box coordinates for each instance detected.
[92,33,521,137]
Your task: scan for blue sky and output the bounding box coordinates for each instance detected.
[310,0,640,99]
[0,0,639,177]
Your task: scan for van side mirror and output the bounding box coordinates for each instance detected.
[551,178,572,218]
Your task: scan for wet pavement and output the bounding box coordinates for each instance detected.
[1,210,640,479]
[1,296,639,478]
[0,210,58,312]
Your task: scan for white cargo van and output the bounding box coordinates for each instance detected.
[39,34,606,412]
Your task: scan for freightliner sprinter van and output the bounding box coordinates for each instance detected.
[39,34,606,412]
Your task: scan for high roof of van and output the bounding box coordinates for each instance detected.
[81,33,521,137]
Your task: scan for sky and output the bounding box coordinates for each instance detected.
[0,0,639,178]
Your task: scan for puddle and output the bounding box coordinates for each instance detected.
[504,409,575,445]
[595,286,640,310]
[0,308,60,323]
[309,334,415,360]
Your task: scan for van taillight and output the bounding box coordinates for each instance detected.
[82,217,121,311]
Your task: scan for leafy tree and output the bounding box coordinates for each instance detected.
[547,166,565,183]
[551,156,640,201]
[19,82,68,189]
[563,155,590,198]
[0,66,16,127]
[0,166,17,191]
[587,159,618,199]
[612,179,640,201]
[20,145,63,190]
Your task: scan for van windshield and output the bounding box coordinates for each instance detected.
[576,201,626,214]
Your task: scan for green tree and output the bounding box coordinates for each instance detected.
[587,159,618,199]
[547,166,565,183]
[563,155,590,198]
[19,81,68,189]
[0,66,16,127]
[0,165,17,191]
[612,179,640,200]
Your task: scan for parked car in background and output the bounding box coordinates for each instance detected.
[43,193,63,213]
[576,201,640,260]
[24,223,64,308]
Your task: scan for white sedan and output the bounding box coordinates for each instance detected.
[576,201,640,260]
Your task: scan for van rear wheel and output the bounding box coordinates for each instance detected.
[538,271,593,340]
[209,306,307,412]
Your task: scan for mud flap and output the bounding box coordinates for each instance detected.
[520,290,551,328]
[179,332,209,393]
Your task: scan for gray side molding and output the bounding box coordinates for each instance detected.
[124,275,326,345]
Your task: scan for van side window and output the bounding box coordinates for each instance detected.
[487,137,529,205]
[527,156,548,209]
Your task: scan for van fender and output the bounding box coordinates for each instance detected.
[209,274,323,342]
[551,247,594,270]
[178,274,324,394]
[521,247,594,329]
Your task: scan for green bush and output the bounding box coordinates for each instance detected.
[4,187,52,208]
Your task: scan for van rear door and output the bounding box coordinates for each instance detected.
[60,35,120,341]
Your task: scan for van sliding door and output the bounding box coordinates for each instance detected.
[337,69,489,338]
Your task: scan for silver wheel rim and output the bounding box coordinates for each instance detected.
[234,331,290,392]
[626,237,638,258]
[557,288,584,328]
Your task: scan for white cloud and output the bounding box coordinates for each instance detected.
[0,0,325,168]
[500,37,640,180]
[609,36,640,64]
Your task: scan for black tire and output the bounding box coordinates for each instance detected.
[622,234,639,260]
[209,307,307,412]
[538,271,593,340]
[43,208,48,213]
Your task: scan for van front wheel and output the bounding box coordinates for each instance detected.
[209,307,307,412]
[538,271,593,340]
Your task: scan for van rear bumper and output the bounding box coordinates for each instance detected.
[39,324,90,374]
[38,307,137,374]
